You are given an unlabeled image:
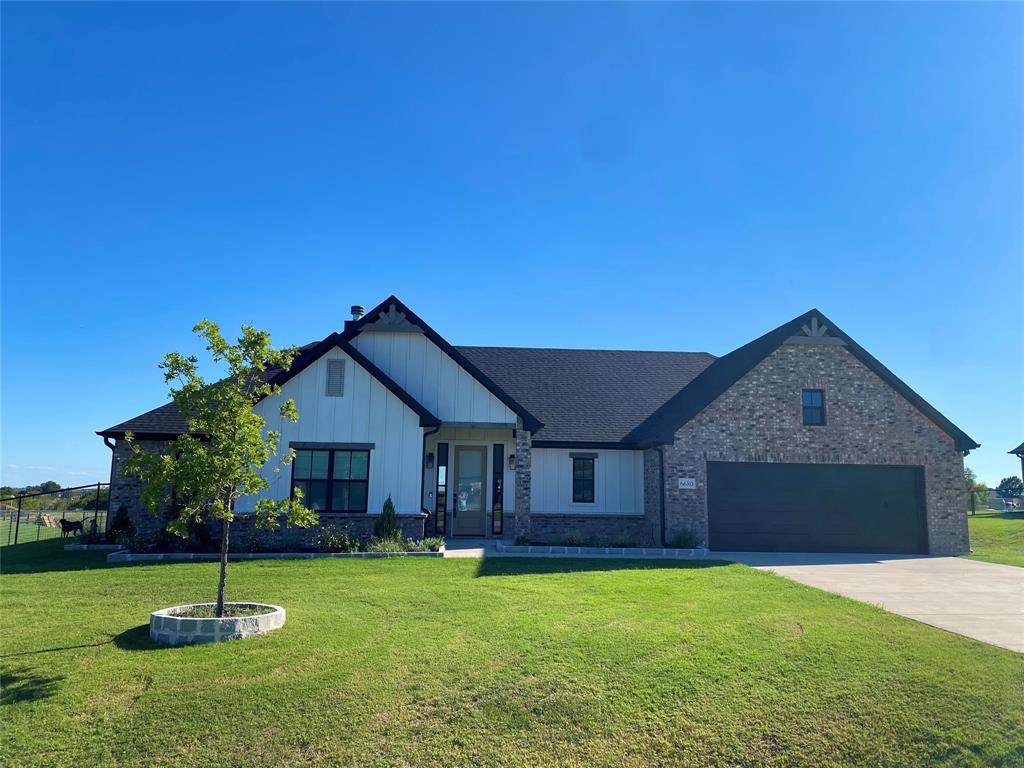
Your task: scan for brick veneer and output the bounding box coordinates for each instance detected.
[659,341,968,555]
[108,438,425,548]
[108,438,172,539]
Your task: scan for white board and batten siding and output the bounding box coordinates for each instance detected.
[352,331,517,426]
[236,347,424,515]
[531,449,644,515]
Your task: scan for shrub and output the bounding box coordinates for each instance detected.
[76,519,106,544]
[315,525,359,553]
[403,536,445,553]
[106,504,133,544]
[420,536,445,552]
[373,495,399,540]
[514,531,529,546]
[366,536,407,553]
[669,527,701,549]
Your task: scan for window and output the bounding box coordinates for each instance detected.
[291,448,369,512]
[434,443,448,535]
[572,456,595,503]
[325,359,346,397]
[492,444,504,535]
[802,389,826,426]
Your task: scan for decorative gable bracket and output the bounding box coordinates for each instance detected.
[785,315,846,346]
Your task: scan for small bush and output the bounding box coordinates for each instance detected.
[514,531,529,546]
[669,527,701,549]
[420,536,445,552]
[366,535,407,553]
[315,525,359,553]
[76,519,106,544]
[403,536,445,553]
[106,504,133,544]
[373,495,399,540]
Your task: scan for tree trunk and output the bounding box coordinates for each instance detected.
[215,515,230,617]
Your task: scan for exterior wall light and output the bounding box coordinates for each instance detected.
[508,453,516,471]
[425,452,435,470]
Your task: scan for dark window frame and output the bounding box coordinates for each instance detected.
[434,443,448,535]
[802,389,826,426]
[290,448,370,513]
[572,456,596,504]
[491,444,504,535]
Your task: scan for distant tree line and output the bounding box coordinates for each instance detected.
[0,481,109,511]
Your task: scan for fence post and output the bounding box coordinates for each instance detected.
[14,496,22,545]
[970,491,976,516]
[94,482,101,532]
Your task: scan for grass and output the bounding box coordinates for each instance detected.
[967,510,1024,567]
[1,540,1022,768]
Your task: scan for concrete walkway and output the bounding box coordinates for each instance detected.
[715,552,1024,652]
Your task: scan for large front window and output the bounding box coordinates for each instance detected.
[291,448,370,512]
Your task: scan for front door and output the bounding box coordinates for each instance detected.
[452,446,487,536]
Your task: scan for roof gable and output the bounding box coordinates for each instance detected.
[626,309,980,452]
[97,334,439,438]
[343,295,543,432]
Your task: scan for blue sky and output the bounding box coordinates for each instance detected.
[2,3,1021,488]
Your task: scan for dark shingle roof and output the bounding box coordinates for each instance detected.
[454,346,716,443]
[1011,442,1024,456]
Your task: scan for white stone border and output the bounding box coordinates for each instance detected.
[150,602,285,646]
[108,548,444,563]
[495,541,708,559]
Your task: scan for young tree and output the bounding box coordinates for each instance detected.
[123,321,318,616]
[995,476,1023,499]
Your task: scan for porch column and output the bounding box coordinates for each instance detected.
[513,420,532,540]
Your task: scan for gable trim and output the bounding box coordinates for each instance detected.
[343,295,544,432]
[97,334,441,439]
[625,309,980,452]
[269,333,440,428]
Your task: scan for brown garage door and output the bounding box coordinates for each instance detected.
[707,462,928,553]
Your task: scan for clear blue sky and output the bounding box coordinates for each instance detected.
[2,3,1021,488]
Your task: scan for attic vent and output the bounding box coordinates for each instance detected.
[325,359,346,397]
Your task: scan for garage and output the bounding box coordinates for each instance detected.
[707,461,928,553]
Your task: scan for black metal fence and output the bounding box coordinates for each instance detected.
[0,483,110,546]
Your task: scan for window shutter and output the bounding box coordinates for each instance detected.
[325,359,346,397]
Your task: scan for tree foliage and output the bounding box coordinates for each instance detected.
[995,476,1023,499]
[122,321,317,612]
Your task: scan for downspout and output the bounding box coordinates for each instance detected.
[420,426,441,530]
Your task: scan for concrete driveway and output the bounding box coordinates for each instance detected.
[714,552,1024,652]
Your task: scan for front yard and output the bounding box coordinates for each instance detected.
[1,540,1021,768]
[967,510,1024,567]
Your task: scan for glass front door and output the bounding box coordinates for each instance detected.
[452,446,487,536]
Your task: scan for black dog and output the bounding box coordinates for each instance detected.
[59,519,84,538]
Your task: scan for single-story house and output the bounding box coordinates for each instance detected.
[99,295,978,554]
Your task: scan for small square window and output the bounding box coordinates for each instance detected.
[802,389,826,426]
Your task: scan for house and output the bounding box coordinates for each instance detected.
[98,296,979,554]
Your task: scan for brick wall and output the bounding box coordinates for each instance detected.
[108,438,425,549]
[108,438,172,539]
[660,341,968,555]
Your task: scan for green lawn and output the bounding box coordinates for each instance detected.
[1,541,1021,768]
[967,510,1024,567]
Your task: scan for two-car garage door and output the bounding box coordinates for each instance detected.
[707,462,928,553]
